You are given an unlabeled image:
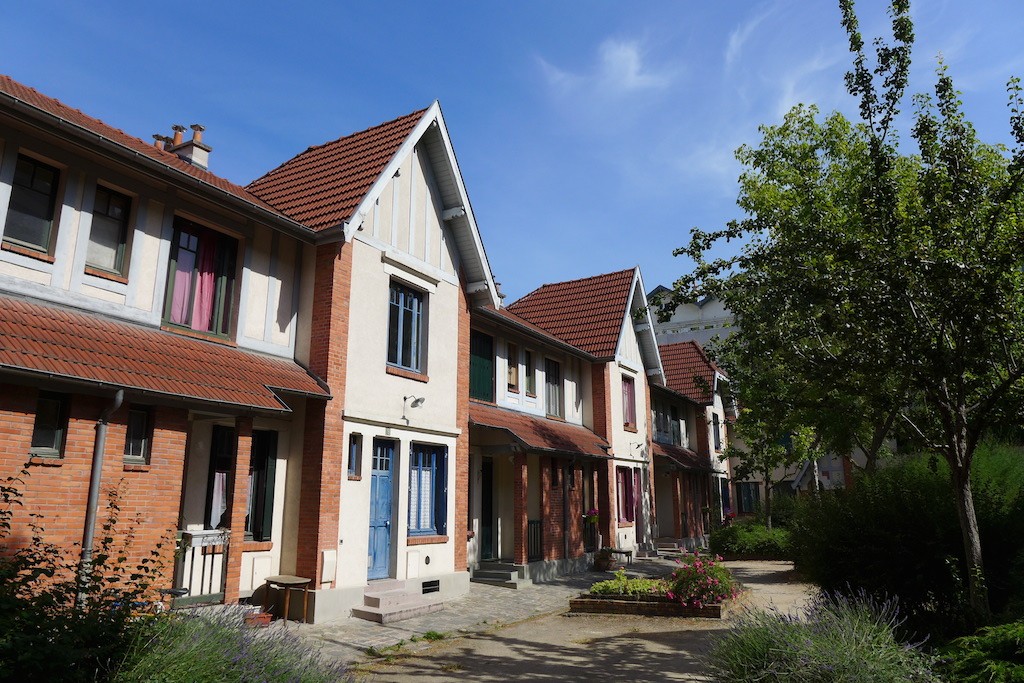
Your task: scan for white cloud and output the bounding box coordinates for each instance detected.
[773,48,847,119]
[725,6,775,69]
[538,38,674,101]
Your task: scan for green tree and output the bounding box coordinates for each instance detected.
[670,0,1024,621]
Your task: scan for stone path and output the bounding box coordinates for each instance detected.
[292,558,815,680]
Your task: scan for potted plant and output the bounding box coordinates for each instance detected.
[584,508,599,524]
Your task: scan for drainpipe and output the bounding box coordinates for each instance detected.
[76,388,124,607]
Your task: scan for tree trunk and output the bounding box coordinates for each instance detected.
[764,483,773,532]
[949,456,991,623]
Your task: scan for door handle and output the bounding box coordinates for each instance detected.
[385,521,390,528]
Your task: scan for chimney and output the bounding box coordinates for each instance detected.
[152,134,165,151]
[167,123,212,170]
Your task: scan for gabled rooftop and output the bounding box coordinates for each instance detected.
[660,339,720,405]
[0,74,304,233]
[246,108,427,232]
[506,268,636,359]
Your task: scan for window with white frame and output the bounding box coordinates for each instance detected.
[30,391,69,458]
[622,375,637,429]
[524,350,536,395]
[164,217,238,337]
[545,358,562,418]
[388,282,425,373]
[5,154,60,253]
[506,341,519,392]
[348,433,363,478]
[615,466,636,522]
[713,413,722,451]
[87,186,132,275]
[409,443,447,535]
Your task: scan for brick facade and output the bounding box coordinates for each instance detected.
[454,283,471,571]
[0,385,187,592]
[296,240,352,584]
[513,453,527,565]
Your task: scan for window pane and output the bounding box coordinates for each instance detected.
[164,221,237,336]
[87,188,130,273]
[125,409,149,460]
[387,283,424,372]
[31,397,62,451]
[6,156,58,251]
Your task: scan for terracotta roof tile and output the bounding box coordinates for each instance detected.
[652,441,713,471]
[474,305,596,359]
[469,401,609,458]
[0,75,297,224]
[0,295,329,412]
[246,109,427,232]
[660,340,718,404]
[506,268,636,358]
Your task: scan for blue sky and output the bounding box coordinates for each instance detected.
[4,1,1022,301]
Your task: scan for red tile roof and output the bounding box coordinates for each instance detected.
[473,305,596,359]
[0,296,329,412]
[506,268,636,359]
[246,109,428,232]
[469,401,609,458]
[652,441,713,471]
[660,340,718,404]
[0,74,296,223]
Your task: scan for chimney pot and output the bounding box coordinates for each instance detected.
[171,124,186,147]
[152,134,165,151]
[189,124,205,144]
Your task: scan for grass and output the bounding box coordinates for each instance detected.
[114,606,347,682]
[707,591,941,682]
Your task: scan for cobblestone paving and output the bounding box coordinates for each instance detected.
[294,558,672,668]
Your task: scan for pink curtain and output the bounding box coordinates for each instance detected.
[190,232,217,332]
[169,244,196,325]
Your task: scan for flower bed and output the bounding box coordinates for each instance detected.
[570,552,743,618]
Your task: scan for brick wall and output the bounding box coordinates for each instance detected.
[454,283,470,571]
[513,452,527,564]
[0,385,187,592]
[566,463,584,556]
[296,240,352,584]
[539,456,564,560]
[590,363,617,545]
[222,417,252,603]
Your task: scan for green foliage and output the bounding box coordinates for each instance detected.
[790,444,1024,640]
[421,630,446,642]
[0,476,166,682]
[114,607,347,682]
[708,591,941,682]
[940,620,1024,682]
[588,569,667,597]
[710,521,792,559]
[666,552,738,609]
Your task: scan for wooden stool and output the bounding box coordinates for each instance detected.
[263,574,312,626]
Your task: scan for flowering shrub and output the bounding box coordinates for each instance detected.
[583,508,599,524]
[665,551,739,609]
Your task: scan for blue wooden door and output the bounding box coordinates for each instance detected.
[368,440,394,580]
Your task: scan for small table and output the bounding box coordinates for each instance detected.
[263,574,312,626]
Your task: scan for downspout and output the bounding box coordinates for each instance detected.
[76,388,124,607]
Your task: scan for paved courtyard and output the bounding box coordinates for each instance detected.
[291,559,814,681]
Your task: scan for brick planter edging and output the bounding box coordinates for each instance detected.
[569,592,744,618]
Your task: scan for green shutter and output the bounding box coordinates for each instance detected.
[469,331,494,401]
[260,448,276,542]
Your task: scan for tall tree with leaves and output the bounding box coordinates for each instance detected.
[671,0,1024,621]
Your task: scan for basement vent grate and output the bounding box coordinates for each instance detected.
[422,580,440,594]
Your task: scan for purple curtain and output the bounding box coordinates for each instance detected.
[169,242,196,326]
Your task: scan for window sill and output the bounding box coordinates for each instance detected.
[123,462,151,472]
[407,535,448,546]
[243,540,274,552]
[347,474,362,481]
[84,266,129,285]
[545,414,566,422]
[2,241,55,263]
[507,387,520,394]
[624,424,638,433]
[386,365,429,383]
[160,325,237,347]
[617,521,635,528]
[28,455,63,467]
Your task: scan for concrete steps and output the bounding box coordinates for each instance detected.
[470,561,533,589]
[352,580,445,624]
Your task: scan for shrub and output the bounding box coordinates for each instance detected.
[666,551,738,609]
[709,521,791,559]
[708,591,941,682]
[939,620,1024,682]
[790,443,1024,639]
[0,476,166,682]
[589,569,667,597]
[114,606,348,682]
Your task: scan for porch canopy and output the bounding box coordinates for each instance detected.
[652,441,715,472]
[469,401,610,459]
[0,294,329,412]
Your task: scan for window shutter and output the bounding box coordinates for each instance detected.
[435,448,448,535]
[260,450,276,542]
[469,331,494,401]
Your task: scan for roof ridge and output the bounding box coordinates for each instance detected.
[511,266,637,304]
[247,106,430,187]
